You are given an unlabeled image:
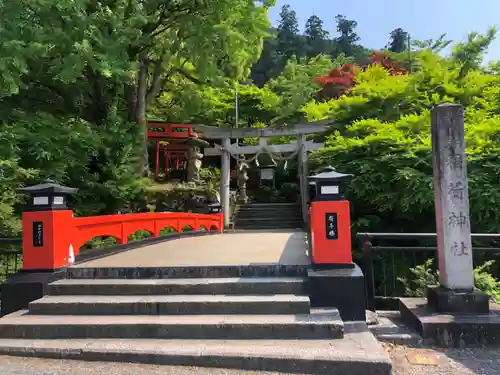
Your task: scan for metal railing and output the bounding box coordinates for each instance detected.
[0,237,23,282]
[357,233,500,311]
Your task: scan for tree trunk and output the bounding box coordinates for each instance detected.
[136,53,151,177]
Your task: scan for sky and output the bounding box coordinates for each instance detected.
[268,0,500,63]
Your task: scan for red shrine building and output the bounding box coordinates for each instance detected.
[146,120,198,180]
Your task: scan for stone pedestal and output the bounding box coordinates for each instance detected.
[308,264,366,322]
[0,269,66,316]
[427,285,490,314]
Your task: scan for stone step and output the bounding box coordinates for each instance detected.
[67,265,309,279]
[236,207,301,215]
[234,217,302,223]
[0,309,344,340]
[235,212,301,219]
[28,294,311,315]
[48,277,307,296]
[239,203,300,209]
[237,204,301,210]
[235,213,302,220]
[0,326,392,375]
[234,222,304,230]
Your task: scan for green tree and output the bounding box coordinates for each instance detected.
[387,28,409,53]
[451,27,497,80]
[267,55,341,122]
[303,29,500,234]
[305,15,330,59]
[251,30,281,87]
[333,15,360,57]
[276,5,302,63]
[151,80,280,128]
[1,0,274,173]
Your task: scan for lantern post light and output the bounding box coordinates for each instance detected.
[308,166,354,265]
[307,166,365,322]
[1,179,78,317]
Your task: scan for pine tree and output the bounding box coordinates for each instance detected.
[388,28,409,53]
[276,5,301,62]
[304,15,329,59]
[333,15,360,57]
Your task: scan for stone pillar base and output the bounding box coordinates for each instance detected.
[307,263,365,321]
[427,285,490,314]
[0,269,66,316]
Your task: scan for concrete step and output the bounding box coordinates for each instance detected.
[67,265,309,279]
[0,326,391,375]
[48,277,307,296]
[28,294,311,315]
[0,309,344,340]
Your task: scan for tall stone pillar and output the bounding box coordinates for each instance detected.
[297,134,309,226]
[428,103,489,313]
[220,137,231,228]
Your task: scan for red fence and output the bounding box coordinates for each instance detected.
[22,210,224,270]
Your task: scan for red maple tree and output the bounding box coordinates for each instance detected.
[315,51,407,101]
[370,51,407,75]
[315,63,357,100]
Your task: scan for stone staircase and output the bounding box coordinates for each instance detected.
[0,265,391,374]
[233,202,303,230]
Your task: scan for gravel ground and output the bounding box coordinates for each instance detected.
[0,346,498,375]
[385,343,500,375]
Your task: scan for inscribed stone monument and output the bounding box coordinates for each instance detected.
[431,103,474,290]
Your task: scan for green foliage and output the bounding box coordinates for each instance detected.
[266,55,338,122]
[306,29,500,233]
[399,259,500,302]
[0,0,275,235]
[398,259,438,297]
[387,28,409,53]
[304,15,329,59]
[278,182,300,202]
[151,82,280,127]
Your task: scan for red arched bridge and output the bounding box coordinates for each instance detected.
[72,212,223,251]
[22,210,223,270]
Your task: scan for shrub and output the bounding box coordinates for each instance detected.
[398,259,500,302]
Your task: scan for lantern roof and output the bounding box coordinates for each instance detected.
[308,166,353,181]
[17,179,78,195]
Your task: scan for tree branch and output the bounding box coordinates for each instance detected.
[146,66,202,106]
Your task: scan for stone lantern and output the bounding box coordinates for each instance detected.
[185,135,209,183]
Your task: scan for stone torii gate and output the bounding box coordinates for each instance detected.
[193,122,330,228]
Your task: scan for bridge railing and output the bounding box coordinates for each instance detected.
[357,232,500,310]
[72,212,224,252]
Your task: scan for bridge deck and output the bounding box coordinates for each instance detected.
[74,231,309,268]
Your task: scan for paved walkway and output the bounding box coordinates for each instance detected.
[75,231,309,268]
